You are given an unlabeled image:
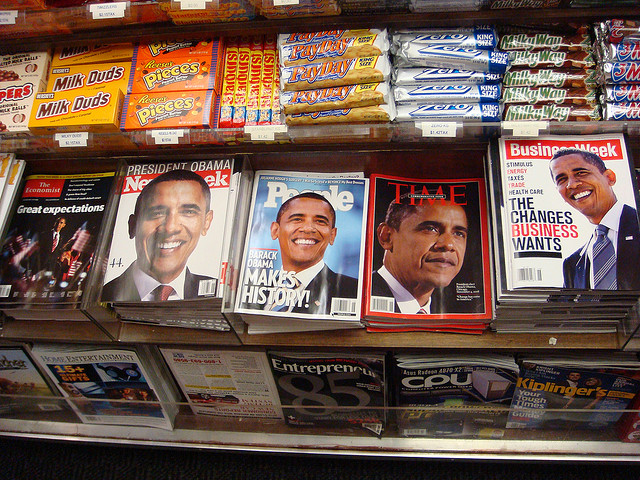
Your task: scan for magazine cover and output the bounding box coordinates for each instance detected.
[30,343,179,430]
[267,351,386,436]
[234,171,368,322]
[0,171,115,306]
[159,347,283,419]
[364,174,492,321]
[496,134,640,291]
[394,353,518,438]
[507,358,640,430]
[101,159,235,303]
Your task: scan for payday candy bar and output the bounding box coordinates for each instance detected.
[393,84,500,103]
[394,67,502,85]
[503,68,598,88]
[602,84,640,103]
[508,50,595,69]
[279,29,385,46]
[280,82,389,114]
[503,103,600,121]
[395,102,501,122]
[285,103,395,125]
[603,102,640,120]
[601,62,640,84]
[279,32,389,66]
[280,55,391,91]
[396,44,510,73]
[499,32,591,52]
[392,27,498,50]
[502,85,597,105]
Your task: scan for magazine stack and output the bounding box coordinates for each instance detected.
[99,158,243,332]
[362,174,493,334]
[507,352,640,430]
[30,343,180,430]
[233,170,368,334]
[0,169,116,322]
[267,350,387,436]
[394,352,519,438]
[487,133,640,334]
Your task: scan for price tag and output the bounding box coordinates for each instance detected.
[273,0,299,5]
[503,121,549,137]
[55,132,89,148]
[89,2,127,19]
[0,11,18,25]
[176,0,210,9]
[150,129,185,145]
[418,122,459,138]
[244,125,287,141]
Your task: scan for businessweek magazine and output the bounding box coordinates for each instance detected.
[495,134,640,291]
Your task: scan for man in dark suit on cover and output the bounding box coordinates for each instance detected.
[372,194,470,315]
[549,148,640,290]
[102,169,215,302]
[39,216,67,272]
[270,192,357,315]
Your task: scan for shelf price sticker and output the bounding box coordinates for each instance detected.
[150,129,186,145]
[175,0,214,9]
[55,132,89,148]
[502,121,549,137]
[89,2,128,19]
[0,11,18,25]
[417,122,459,138]
[244,125,288,141]
[273,0,299,5]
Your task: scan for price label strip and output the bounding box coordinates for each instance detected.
[244,125,288,141]
[502,121,549,137]
[417,122,460,138]
[89,2,127,19]
[175,0,214,9]
[150,129,186,145]
[273,0,299,5]
[0,11,18,25]
[55,132,89,148]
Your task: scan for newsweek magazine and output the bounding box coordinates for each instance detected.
[496,134,640,293]
[234,170,368,334]
[159,347,283,419]
[394,353,519,438]
[363,174,492,332]
[30,343,180,430]
[0,171,115,315]
[506,353,640,430]
[100,159,236,330]
[267,350,386,436]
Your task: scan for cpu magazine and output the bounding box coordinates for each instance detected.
[0,171,115,307]
[234,171,368,331]
[364,174,492,324]
[496,134,640,292]
[101,159,235,303]
[267,350,386,436]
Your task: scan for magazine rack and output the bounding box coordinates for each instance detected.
[1,2,640,462]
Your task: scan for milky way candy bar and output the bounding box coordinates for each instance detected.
[603,102,640,120]
[503,103,601,121]
[280,82,389,114]
[392,27,498,50]
[601,62,640,84]
[602,84,640,103]
[394,84,500,103]
[502,85,597,105]
[508,50,595,69]
[499,32,591,52]
[394,67,502,85]
[503,68,598,88]
[395,44,510,73]
[395,102,502,122]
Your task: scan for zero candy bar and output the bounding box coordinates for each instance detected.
[280,55,391,91]
[503,103,601,121]
[508,50,595,69]
[601,62,640,84]
[392,27,498,50]
[281,82,389,114]
[499,32,591,52]
[394,67,502,85]
[285,103,395,125]
[502,85,597,105]
[503,68,598,88]
[395,44,510,74]
[395,102,502,122]
[393,84,500,104]
[279,32,389,66]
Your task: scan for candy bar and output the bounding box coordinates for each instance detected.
[600,19,640,44]
[394,67,502,85]
[499,32,591,52]
[503,103,601,121]
[603,102,640,121]
[392,27,498,50]
[285,103,395,125]
[602,84,640,102]
[601,62,640,84]
[503,68,598,88]
[502,85,597,105]
[508,50,595,69]
[281,82,390,114]
[393,84,501,103]
[278,29,385,47]
[395,102,502,122]
[395,44,510,73]
[599,40,640,63]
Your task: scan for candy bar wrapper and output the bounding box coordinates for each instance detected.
[488,0,561,7]
[280,82,389,114]
[502,85,597,106]
[602,84,640,103]
[393,84,501,104]
[503,68,598,88]
[599,40,640,63]
[499,31,592,52]
[278,29,386,47]
[391,27,498,51]
[508,50,595,69]
[285,102,395,125]
[395,44,510,74]
[395,102,502,122]
[279,31,389,66]
[280,55,391,92]
[603,102,640,121]
[503,102,601,121]
[394,67,502,85]
[601,62,640,84]
[598,20,640,44]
